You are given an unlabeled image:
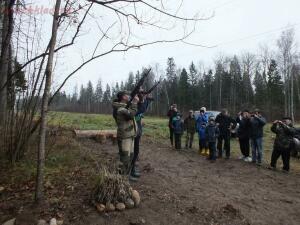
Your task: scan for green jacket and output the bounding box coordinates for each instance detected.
[184,116,196,133]
[112,102,137,140]
[271,123,297,149]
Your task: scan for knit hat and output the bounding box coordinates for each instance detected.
[117,91,130,101]
[200,107,206,112]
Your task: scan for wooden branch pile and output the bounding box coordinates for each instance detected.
[74,129,117,144]
[92,169,141,213]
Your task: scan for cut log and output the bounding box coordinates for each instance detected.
[74,130,117,144]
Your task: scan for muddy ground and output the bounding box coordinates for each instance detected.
[1,136,300,225]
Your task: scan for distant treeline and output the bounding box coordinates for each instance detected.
[51,29,300,121]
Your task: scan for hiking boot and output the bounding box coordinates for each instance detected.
[256,162,262,166]
[129,175,139,182]
[131,170,141,178]
[267,166,276,171]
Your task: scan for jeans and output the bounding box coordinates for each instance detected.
[185,132,195,148]
[208,142,217,160]
[251,137,263,163]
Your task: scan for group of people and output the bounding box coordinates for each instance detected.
[112,89,297,183]
[167,104,297,172]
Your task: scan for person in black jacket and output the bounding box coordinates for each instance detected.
[269,117,297,172]
[167,104,178,146]
[215,109,236,159]
[250,109,266,165]
[205,117,220,161]
[131,92,153,179]
[237,110,252,162]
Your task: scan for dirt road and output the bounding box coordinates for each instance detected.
[81,139,300,225]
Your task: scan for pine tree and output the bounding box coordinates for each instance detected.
[203,69,213,109]
[165,57,178,105]
[253,70,266,109]
[178,68,189,111]
[267,59,284,118]
[126,72,135,91]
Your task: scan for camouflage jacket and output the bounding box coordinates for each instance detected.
[184,116,196,133]
[271,123,297,149]
[112,102,137,140]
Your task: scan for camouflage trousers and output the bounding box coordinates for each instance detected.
[185,132,195,148]
[118,137,135,175]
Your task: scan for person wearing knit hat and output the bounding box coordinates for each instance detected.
[200,107,206,112]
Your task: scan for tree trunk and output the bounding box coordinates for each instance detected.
[35,0,62,203]
[0,0,15,126]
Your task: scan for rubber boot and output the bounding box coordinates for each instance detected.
[205,149,210,156]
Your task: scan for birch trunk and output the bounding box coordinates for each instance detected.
[35,0,62,203]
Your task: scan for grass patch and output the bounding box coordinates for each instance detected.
[47,111,300,171]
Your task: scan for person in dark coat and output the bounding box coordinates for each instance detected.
[205,117,220,161]
[215,109,236,159]
[184,110,196,149]
[250,109,266,165]
[167,104,178,146]
[237,110,252,162]
[269,117,297,172]
[172,113,184,149]
[131,92,152,179]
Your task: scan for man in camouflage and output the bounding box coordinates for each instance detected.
[184,110,196,149]
[112,91,139,181]
[269,117,297,172]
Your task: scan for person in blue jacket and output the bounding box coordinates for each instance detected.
[172,112,184,149]
[131,91,153,180]
[196,107,209,155]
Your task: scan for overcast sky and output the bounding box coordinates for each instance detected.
[51,0,300,93]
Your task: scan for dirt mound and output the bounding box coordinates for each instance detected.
[204,204,250,225]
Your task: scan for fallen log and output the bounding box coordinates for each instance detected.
[74,129,117,144]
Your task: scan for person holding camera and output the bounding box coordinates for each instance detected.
[215,109,236,159]
[237,110,252,162]
[249,109,266,166]
[269,117,297,172]
[167,104,178,146]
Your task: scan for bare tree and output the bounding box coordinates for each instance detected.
[35,0,62,203]
[277,28,297,121]
[0,0,16,126]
